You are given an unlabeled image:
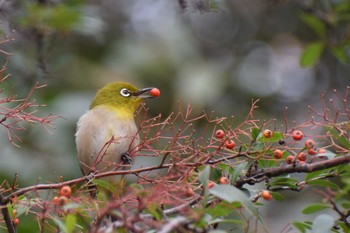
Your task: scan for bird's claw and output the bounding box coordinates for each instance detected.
[86,171,97,182]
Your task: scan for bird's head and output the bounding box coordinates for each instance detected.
[90,82,159,114]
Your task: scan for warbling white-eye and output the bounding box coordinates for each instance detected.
[75,81,159,184]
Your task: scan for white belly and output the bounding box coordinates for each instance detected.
[75,106,139,177]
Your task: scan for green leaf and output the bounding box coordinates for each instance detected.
[209,185,257,215]
[65,214,77,233]
[258,154,278,168]
[292,221,312,233]
[326,125,350,149]
[145,203,163,221]
[199,165,212,204]
[130,183,144,192]
[230,161,248,182]
[48,4,80,31]
[6,204,14,218]
[336,220,350,233]
[258,132,283,143]
[199,165,211,187]
[92,179,117,194]
[251,128,261,141]
[13,196,32,217]
[299,13,326,38]
[334,2,350,13]
[208,230,227,233]
[330,46,349,64]
[269,177,299,189]
[209,218,245,225]
[300,42,325,67]
[271,192,284,201]
[341,200,350,209]
[305,168,333,181]
[302,203,331,214]
[53,216,68,233]
[308,179,339,189]
[205,202,242,218]
[312,214,334,233]
[212,167,222,181]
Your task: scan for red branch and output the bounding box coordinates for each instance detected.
[0,81,59,145]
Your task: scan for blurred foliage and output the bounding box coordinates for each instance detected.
[19,2,81,32]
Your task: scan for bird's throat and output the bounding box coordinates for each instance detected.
[100,105,135,120]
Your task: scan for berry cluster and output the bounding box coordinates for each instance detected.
[52,186,72,206]
[264,129,327,165]
[12,209,19,227]
[215,129,236,149]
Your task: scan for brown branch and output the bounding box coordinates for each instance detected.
[0,193,16,233]
[329,199,350,228]
[4,154,350,205]
[235,155,350,187]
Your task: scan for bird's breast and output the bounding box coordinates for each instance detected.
[75,106,139,175]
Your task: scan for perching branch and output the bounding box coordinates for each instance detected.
[235,155,350,187]
[3,154,350,206]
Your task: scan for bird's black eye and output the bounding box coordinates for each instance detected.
[120,88,131,97]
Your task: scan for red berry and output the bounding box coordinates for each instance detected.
[292,130,304,141]
[12,218,19,226]
[286,155,295,164]
[52,196,60,206]
[219,177,230,185]
[298,152,307,161]
[262,190,272,200]
[318,148,326,154]
[299,160,306,165]
[53,196,68,206]
[150,88,160,97]
[318,148,327,158]
[59,186,72,198]
[207,181,216,189]
[58,196,68,206]
[307,148,317,155]
[305,139,315,148]
[273,149,283,159]
[225,139,236,149]
[263,129,273,138]
[185,187,195,197]
[215,129,225,139]
[13,209,17,217]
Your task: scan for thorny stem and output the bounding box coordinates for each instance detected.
[0,82,59,145]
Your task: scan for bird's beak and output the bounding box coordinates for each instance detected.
[132,87,155,99]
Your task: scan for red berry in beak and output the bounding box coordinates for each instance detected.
[150,88,160,97]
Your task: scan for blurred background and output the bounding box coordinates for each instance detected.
[0,0,349,232]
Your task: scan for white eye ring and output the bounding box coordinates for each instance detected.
[120,88,131,97]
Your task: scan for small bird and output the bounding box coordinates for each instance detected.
[75,81,159,184]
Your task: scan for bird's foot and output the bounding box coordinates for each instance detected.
[121,152,132,165]
[86,171,97,182]
[86,171,98,198]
